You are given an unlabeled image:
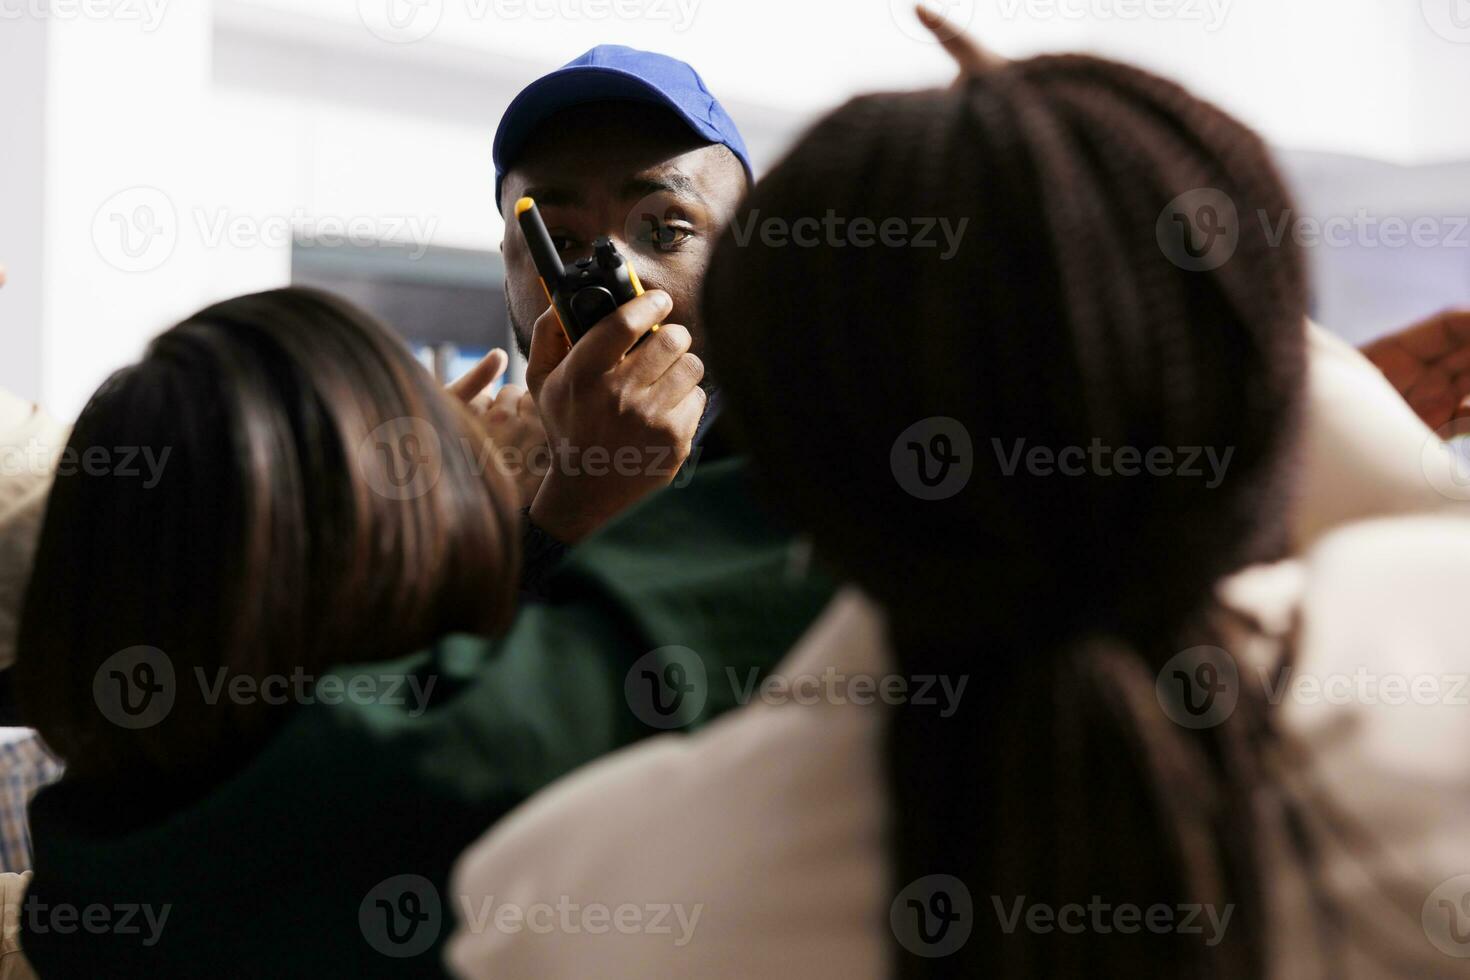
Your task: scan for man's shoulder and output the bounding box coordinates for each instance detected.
[546,458,831,643]
[556,457,778,575]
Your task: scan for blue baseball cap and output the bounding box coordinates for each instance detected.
[493,45,753,210]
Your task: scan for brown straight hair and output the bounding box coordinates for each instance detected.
[16,287,520,788]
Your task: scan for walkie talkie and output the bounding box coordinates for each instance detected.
[515,196,655,344]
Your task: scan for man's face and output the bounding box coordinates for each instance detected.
[499,103,747,357]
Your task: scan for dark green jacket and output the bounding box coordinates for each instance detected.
[23,459,834,977]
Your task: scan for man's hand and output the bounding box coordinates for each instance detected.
[448,348,550,509]
[1360,309,1470,431]
[525,289,706,543]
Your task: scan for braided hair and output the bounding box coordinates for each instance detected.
[704,55,1310,978]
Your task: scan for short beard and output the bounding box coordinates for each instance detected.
[505,292,532,359]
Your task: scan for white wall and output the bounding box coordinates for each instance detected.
[1281,149,1470,345]
[3,0,1469,418]
[0,3,213,418]
[226,0,1470,162]
[0,13,48,404]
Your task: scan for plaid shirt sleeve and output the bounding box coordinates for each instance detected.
[0,731,63,873]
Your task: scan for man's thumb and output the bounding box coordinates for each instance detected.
[526,306,572,400]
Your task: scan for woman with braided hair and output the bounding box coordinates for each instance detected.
[447,19,1470,980]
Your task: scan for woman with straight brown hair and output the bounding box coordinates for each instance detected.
[13,286,522,976]
[16,286,521,790]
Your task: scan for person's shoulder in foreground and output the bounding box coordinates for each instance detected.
[444,505,1470,980]
[21,458,836,978]
[446,586,893,980]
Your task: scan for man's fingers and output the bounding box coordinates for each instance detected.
[917,4,1005,78]
[665,384,708,448]
[1364,308,1470,366]
[516,389,540,421]
[1408,369,1455,430]
[1412,309,1470,377]
[1393,308,1470,362]
[1361,308,1470,429]
[1435,373,1470,429]
[447,347,508,403]
[619,323,693,387]
[488,384,525,423]
[651,352,706,410]
[527,307,572,400]
[571,290,673,374]
[1361,340,1421,395]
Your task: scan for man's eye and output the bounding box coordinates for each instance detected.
[550,234,577,253]
[639,222,694,250]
